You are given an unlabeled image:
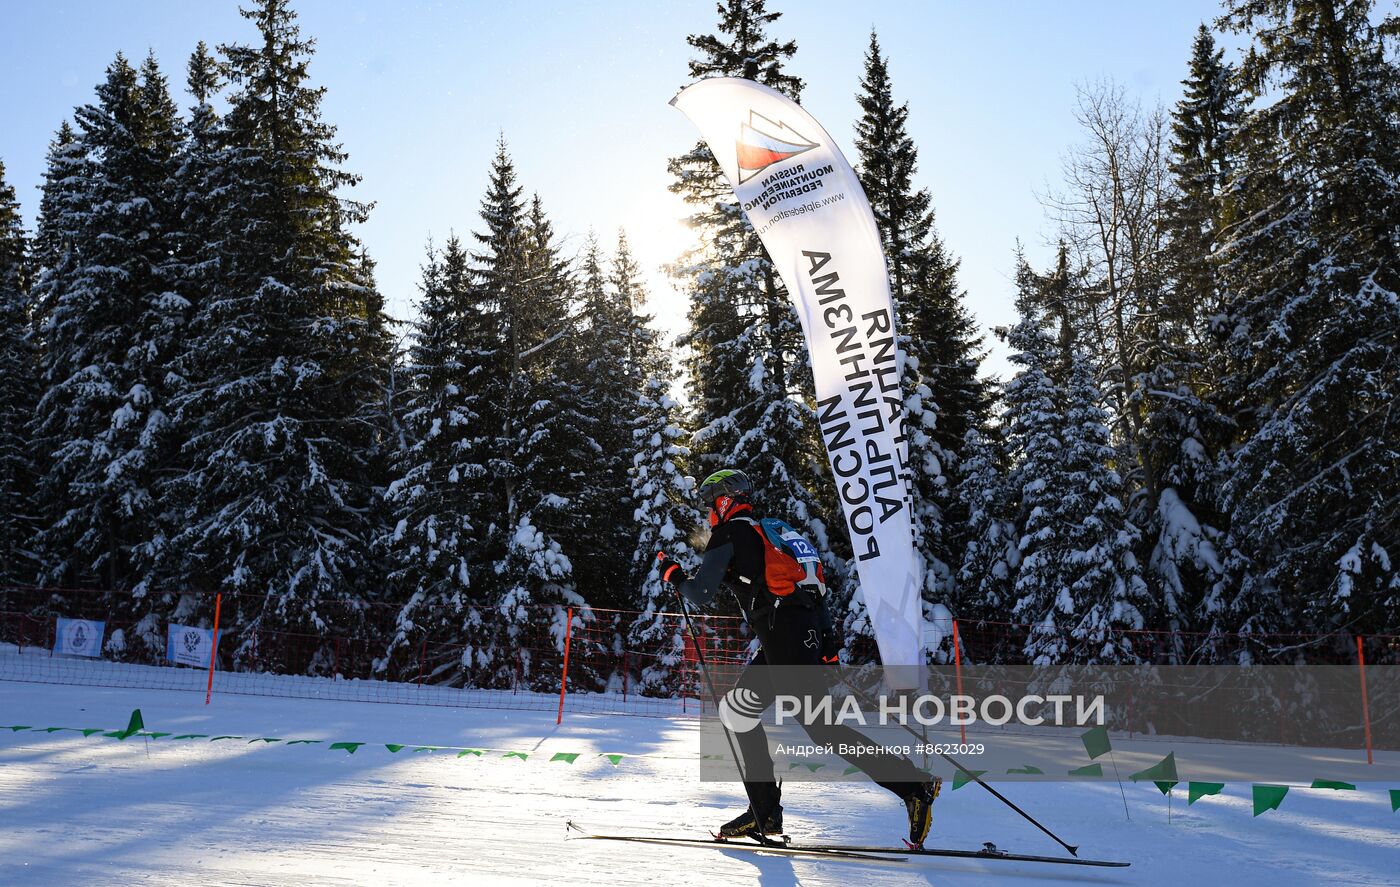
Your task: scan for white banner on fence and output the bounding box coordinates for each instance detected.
[53,618,105,657]
[672,77,923,679]
[167,623,215,668]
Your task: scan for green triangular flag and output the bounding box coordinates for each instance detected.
[42,727,66,733]
[1080,725,1111,760]
[286,740,322,746]
[1309,779,1354,791]
[1253,784,1289,816]
[145,732,171,740]
[600,753,623,765]
[5,725,32,732]
[80,728,106,737]
[116,709,144,739]
[457,748,484,758]
[1391,790,1399,812]
[1129,752,1178,785]
[1069,763,1103,777]
[842,766,860,776]
[551,752,580,764]
[1154,781,1178,795]
[1006,765,1044,775]
[503,751,529,760]
[172,734,208,740]
[385,744,405,753]
[209,735,242,742]
[249,738,280,744]
[329,742,364,754]
[953,769,987,790]
[1188,782,1224,804]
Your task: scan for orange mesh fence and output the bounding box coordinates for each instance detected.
[2,586,1394,721]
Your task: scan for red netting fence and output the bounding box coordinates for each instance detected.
[2,586,1394,721]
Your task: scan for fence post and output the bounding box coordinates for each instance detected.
[1356,635,1373,765]
[557,607,574,726]
[952,619,966,746]
[205,592,222,705]
[622,651,629,700]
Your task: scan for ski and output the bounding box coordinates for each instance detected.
[789,839,1130,868]
[563,821,903,862]
[564,822,1129,868]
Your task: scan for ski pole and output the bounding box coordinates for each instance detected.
[672,588,751,786]
[834,664,1081,857]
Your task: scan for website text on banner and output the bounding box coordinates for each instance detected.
[671,77,922,683]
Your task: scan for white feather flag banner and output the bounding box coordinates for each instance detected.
[672,77,923,680]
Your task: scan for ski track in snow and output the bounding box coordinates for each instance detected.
[1,679,1396,886]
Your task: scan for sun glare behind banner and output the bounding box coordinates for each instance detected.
[672,77,923,683]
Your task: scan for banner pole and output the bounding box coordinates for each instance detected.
[1356,635,1373,765]
[205,593,222,705]
[556,607,573,725]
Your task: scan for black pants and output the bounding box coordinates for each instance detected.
[731,601,924,818]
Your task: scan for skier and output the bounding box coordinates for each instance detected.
[657,468,941,846]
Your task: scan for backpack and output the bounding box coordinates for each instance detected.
[734,516,827,599]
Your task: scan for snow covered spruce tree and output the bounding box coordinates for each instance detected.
[0,159,38,589]
[1137,25,1241,654]
[953,425,1016,630]
[618,232,700,694]
[165,0,393,672]
[1004,250,1149,664]
[378,236,488,684]
[671,0,838,618]
[565,233,648,613]
[1214,0,1400,642]
[29,53,184,653]
[852,31,991,649]
[455,142,588,688]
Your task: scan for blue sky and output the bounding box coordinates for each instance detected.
[1,0,1230,375]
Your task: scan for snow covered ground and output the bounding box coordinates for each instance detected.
[2,672,1397,886]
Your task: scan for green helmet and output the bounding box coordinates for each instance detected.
[697,468,753,506]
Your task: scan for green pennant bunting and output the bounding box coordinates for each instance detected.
[1080,725,1111,760]
[42,727,67,733]
[1154,781,1178,795]
[329,742,364,754]
[458,749,484,758]
[953,769,987,789]
[1391,790,1399,812]
[842,766,860,776]
[80,728,105,737]
[286,740,322,746]
[385,744,405,753]
[600,754,623,765]
[5,725,32,732]
[249,738,281,744]
[1309,779,1355,791]
[117,710,144,740]
[144,732,171,740]
[413,747,438,753]
[1069,764,1103,777]
[503,751,528,760]
[551,753,580,764]
[209,736,242,742]
[1188,782,1225,804]
[1129,752,1178,785]
[1006,765,1044,775]
[1253,784,1289,816]
[172,734,208,740]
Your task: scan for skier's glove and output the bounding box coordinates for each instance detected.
[656,552,684,585]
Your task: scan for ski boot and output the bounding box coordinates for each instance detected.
[904,776,942,848]
[717,804,784,840]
